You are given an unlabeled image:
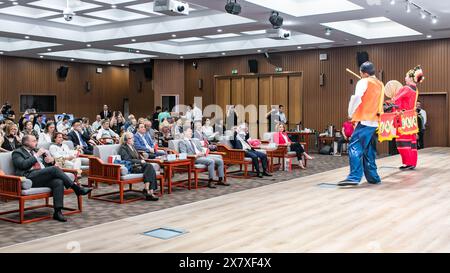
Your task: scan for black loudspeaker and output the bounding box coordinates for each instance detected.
[357,51,369,67]
[144,66,152,80]
[248,59,258,73]
[57,66,69,79]
[85,81,91,92]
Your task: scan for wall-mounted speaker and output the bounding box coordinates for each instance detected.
[57,66,69,79]
[85,81,91,92]
[319,73,325,86]
[144,66,153,80]
[264,52,270,59]
[193,61,198,69]
[248,59,258,73]
[198,79,203,90]
[357,51,369,67]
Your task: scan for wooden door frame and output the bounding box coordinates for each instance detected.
[418,92,448,147]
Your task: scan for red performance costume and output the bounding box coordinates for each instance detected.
[393,66,424,169]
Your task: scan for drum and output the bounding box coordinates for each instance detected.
[384,80,403,99]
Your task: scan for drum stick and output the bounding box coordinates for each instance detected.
[346,68,361,79]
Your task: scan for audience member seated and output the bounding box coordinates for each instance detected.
[158,107,171,124]
[230,125,272,178]
[96,119,119,144]
[118,132,159,201]
[49,132,88,177]
[273,123,313,169]
[134,123,165,158]
[22,120,40,140]
[144,119,157,140]
[91,115,102,132]
[193,122,217,151]
[202,118,219,141]
[38,122,56,147]
[82,117,94,137]
[172,117,184,138]
[34,114,45,133]
[126,116,138,133]
[179,128,228,188]
[213,119,226,136]
[1,123,22,152]
[57,115,71,135]
[334,118,354,156]
[68,119,95,155]
[12,135,92,222]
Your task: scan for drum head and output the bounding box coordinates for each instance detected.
[385,80,403,99]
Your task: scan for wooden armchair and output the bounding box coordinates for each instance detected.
[261,133,307,171]
[88,144,164,204]
[0,152,82,224]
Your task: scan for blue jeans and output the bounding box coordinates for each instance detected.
[346,123,381,183]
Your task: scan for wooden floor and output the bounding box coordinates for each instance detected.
[1,147,449,253]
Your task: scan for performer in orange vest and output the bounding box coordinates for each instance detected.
[394,66,424,170]
[339,62,383,186]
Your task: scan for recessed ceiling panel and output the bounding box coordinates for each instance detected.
[29,0,102,12]
[85,9,148,21]
[49,16,109,27]
[0,5,60,18]
[42,48,156,61]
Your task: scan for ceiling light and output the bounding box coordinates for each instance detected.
[131,39,136,42]
[297,46,302,49]
[24,36,30,39]
[325,28,332,36]
[405,1,411,13]
[40,55,44,58]
[171,34,177,38]
[357,41,362,44]
[47,48,52,51]
[420,9,427,19]
[136,50,140,53]
[257,49,262,52]
[121,64,125,66]
[111,4,117,9]
[12,1,18,5]
[225,0,242,15]
[0,52,4,55]
[143,59,147,62]
[426,35,432,39]
[269,11,283,29]
[217,29,223,33]
[431,16,438,24]
[107,62,111,65]
[221,52,226,55]
[86,44,91,47]
[390,0,395,5]
[70,58,75,61]
[180,56,184,59]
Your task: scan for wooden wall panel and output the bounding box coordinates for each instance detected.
[0,56,129,121]
[129,63,154,119]
[244,77,259,137]
[215,78,231,121]
[288,76,303,129]
[272,76,289,115]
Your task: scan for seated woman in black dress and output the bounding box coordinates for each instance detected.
[118,132,159,201]
[273,123,313,169]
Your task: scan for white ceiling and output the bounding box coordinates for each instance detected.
[0,0,448,66]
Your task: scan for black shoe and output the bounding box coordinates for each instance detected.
[208,180,217,188]
[407,166,416,170]
[142,189,150,197]
[337,180,360,186]
[53,210,67,222]
[256,172,263,178]
[262,172,272,177]
[72,185,92,196]
[399,165,409,170]
[145,195,159,201]
[217,180,230,186]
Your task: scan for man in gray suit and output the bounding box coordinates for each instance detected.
[178,128,228,188]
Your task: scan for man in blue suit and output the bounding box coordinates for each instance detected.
[134,123,165,158]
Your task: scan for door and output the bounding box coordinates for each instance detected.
[161,95,179,113]
[418,93,448,147]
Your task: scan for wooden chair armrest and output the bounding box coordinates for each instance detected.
[260,140,270,144]
[209,151,226,156]
[79,154,93,158]
[0,174,22,196]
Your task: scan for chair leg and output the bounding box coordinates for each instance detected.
[19,199,25,224]
[244,164,248,178]
[78,195,83,212]
[195,172,199,189]
[119,184,124,204]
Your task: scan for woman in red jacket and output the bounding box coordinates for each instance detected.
[393,65,424,170]
[273,124,313,169]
